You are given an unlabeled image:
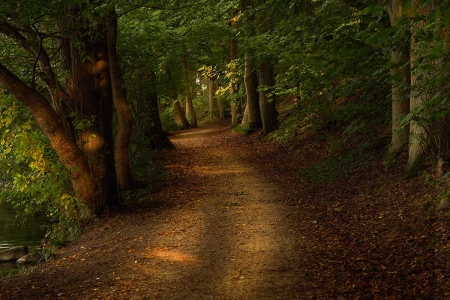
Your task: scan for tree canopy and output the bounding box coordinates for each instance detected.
[2,0,450,242]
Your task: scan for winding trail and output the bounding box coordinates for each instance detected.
[0,121,315,299]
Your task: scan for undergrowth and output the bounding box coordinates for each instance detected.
[0,268,22,278]
[160,107,181,132]
[300,147,378,185]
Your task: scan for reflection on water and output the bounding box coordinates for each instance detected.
[0,203,48,253]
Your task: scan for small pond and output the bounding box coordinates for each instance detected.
[0,203,48,269]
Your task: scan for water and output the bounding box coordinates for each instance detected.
[0,203,48,268]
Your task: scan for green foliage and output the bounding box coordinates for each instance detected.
[192,93,211,122]
[233,123,250,135]
[0,268,24,278]
[271,106,312,147]
[160,107,180,132]
[276,0,389,133]
[0,93,89,250]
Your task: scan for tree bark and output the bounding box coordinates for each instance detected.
[182,54,197,128]
[387,0,410,154]
[106,11,133,193]
[0,22,76,140]
[259,62,278,135]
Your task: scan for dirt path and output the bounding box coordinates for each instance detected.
[2,120,449,299]
[155,124,309,299]
[0,121,313,299]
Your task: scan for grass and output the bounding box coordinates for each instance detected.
[0,267,24,278]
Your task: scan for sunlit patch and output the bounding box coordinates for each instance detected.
[175,129,212,137]
[201,169,245,175]
[81,132,104,152]
[147,249,198,262]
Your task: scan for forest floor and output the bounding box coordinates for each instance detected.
[1,119,450,299]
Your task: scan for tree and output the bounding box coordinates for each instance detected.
[242,53,262,130]
[0,63,98,212]
[208,79,218,119]
[0,1,138,212]
[106,8,133,192]
[259,61,278,135]
[182,53,198,128]
[386,0,410,155]
[144,72,175,150]
[256,1,278,135]
[406,0,434,173]
[229,9,243,127]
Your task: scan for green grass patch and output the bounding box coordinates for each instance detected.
[0,267,23,278]
[233,123,251,135]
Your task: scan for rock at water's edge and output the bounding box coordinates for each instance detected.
[16,252,41,265]
[0,246,28,262]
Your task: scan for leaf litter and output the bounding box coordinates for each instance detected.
[0,119,449,299]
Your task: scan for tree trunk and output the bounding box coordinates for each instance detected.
[230,38,242,127]
[145,73,175,150]
[407,0,432,173]
[173,100,190,129]
[182,54,197,128]
[0,63,97,213]
[208,79,217,119]
[65,4,120,212]
[93,27,118,205]
[387,0,410,155]
[69,55,104,210]
[106,11,133,193]
[259,62,278,135]
[217,83,225,120]
[241,105,249,124]
[243,53,262,130]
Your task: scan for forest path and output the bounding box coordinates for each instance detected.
[150,122,310,299]
[2,119,448,299]
[0,120,316,299]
